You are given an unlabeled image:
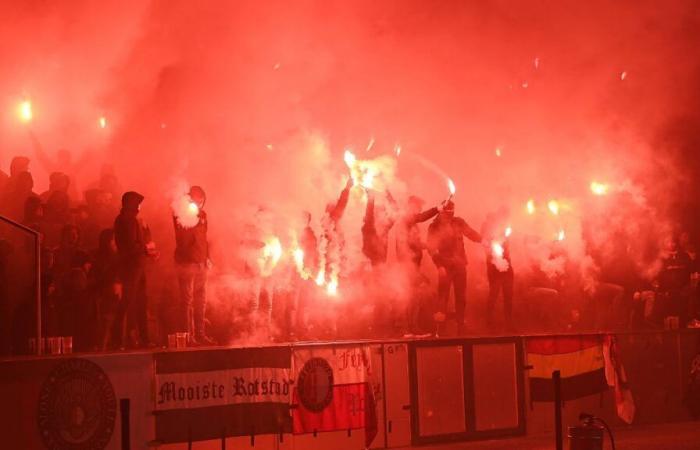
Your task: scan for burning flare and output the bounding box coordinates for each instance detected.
[590,181,609,196]
[548,200,560,215]
[293,248,311,280]
[172,190,201,229]
[505,226,512,237]
[447,178,456,196]
[557,229,566,241]
[259,236,283,276]
[18,100,32,123]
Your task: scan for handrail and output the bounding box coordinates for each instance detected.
[0,215,41,355]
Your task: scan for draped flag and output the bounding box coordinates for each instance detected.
[527,336,608,401]
[292,346,378,447]
[603,335,636,424]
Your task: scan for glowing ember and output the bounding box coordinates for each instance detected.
[620,71,627,81]
[18,100,32,123]
[495,147,502,157]
[548,200,560,215]
[590,181,609,196]
[492,242,504,258]
[448,178,456,196]
[526,199,536,215]
[99,116,107,128]
[395,144,401,157]
[557,229,566,241]
[505,226,512,237]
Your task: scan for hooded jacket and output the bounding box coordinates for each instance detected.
[114,191,146,265]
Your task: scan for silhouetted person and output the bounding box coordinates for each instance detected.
[362,190,397,267]
[396,195,439,268]
[174,186,213,345]
[39,172,71,204]
[43,190,72,248]
[292,211,319,338]
[1,156,30,198]
[114,191,153,348]
[427,200,482,335]
[657,237,692,326]
[481,208,514,331]
[0,171,36,221]
[319,178,353,282]
[56,250,92,351]
[91,229,122,350]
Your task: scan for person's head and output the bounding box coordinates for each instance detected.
[407,195,424,215]
[16,171,34,192]
[10,156,29,177]
[49,172,70,192]
[98,229,116,254]
[23,196,43,222]
[665,235,680,253]
[439,200,455,221]
[121,191,144,213]
[60,224,80,248]
[188,185,206,209]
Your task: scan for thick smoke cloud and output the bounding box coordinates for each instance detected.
[2,0,700,335]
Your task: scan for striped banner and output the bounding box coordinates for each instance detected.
[527,336,608,402]
[154,347,292,443]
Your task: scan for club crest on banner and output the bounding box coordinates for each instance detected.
[37,358,117,450]
[297,357,334,412]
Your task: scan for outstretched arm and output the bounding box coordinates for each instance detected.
[459,218,482,243]
[330,178,353,221]
[28,131,56,173]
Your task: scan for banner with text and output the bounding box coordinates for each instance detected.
[154,347,292,443]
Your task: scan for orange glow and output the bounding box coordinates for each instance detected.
[590,181,609,196]
[495,147,502,157]
[99,116,107,128]
[526,199,536,215]
[18,100,32,123]
[548,199,560,215]
[187,202,199,215]
[259,236,283,276]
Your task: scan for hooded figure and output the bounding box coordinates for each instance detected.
[113,191,151,347]
[0,170,36,221]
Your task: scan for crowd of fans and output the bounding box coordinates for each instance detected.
[1,152,699,356]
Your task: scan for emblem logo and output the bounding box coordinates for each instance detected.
[297,357,334,412]
[38,358,117,450]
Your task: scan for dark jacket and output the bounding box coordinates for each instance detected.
[114,192,146,266]
[362,194,395,266]
[174,210,209,265]
[396,207,438,267]
[427,216,482,268]
[300,225,319,273]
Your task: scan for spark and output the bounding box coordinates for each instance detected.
[526,199,536,215]
[620,71,627,81]
[344,149,356,168]
[557,229,566,241]
[548,200,560,215]
[495,147,502,157]
[534,57,540,69]
[395,144,402,157]
[521,81,529,89]
[18,100,32,123]
[590,181,609,196]
[505,226,512,237]
[99,116,107,129]
[366,137,375,152]
[266,144,273,151]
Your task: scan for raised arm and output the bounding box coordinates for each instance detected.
[330,178,353,222]
[459,218,482,243]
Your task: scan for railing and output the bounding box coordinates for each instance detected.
[0,215,41,355]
